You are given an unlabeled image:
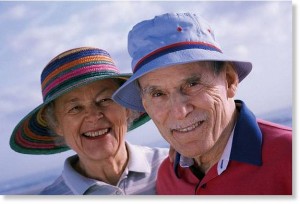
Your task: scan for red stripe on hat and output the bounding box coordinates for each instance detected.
[133,41,222,73]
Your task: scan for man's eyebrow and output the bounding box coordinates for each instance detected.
[140,75,202,94]
[184,75,201,83]
[141,85,159,95]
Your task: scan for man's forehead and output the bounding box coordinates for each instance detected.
[140,73,204,95]
[139,62,211,84]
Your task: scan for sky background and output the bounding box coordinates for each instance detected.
[0,0,294,198]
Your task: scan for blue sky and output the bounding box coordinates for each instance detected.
[0,0,293,194]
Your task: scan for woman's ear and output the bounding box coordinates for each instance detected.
[54,124,63,136]
[42,104,63,136]
[225,62,239,98]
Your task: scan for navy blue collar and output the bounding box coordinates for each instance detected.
[230,100,262,166]
[174,100,262,177]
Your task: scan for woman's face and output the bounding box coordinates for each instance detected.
[53,79,129,162]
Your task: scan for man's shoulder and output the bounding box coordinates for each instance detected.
[258,119,292,162]
[257,119,292,138]
[257,119,292,131]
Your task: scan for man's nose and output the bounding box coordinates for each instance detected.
[169,92,192,120]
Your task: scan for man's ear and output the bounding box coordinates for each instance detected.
[225,62,239,98]
[126,108,130,120]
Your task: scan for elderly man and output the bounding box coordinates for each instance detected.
[113,13,292,195]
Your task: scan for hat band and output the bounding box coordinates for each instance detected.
[133,41,222,73]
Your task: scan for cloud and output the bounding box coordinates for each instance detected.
[1,4,28,20]
[0,84,41,116]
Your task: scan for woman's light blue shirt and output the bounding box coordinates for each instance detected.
[40,142,168,195]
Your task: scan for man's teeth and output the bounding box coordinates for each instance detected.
[84,129,109,137]
[175,121,202,133]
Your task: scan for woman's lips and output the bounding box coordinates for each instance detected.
[82,128,110,138]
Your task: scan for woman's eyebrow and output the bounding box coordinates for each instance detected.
[62,87,112,105]
[62,97,80,105]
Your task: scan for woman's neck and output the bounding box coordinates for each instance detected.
[74,144,129,185]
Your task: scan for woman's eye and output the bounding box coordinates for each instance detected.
[68,106,82,114]
[97,98,113,106]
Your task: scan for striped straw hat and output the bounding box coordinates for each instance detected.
[10,47,150,155]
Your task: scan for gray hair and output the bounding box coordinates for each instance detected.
[43,102,57,133]
[212,61,225,75]
[42,102,66,146]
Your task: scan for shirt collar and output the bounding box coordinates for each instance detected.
[230,100,262,166]
[177,127,235,176]
[217,127,234,175]
[126,142,151,174]
[174,100,262,176]
[62,155,96,195]
[62,142,151,194]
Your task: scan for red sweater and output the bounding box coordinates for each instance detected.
[156,101,292,195]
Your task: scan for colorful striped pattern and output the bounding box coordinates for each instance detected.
[10,47,150,155]
[41,47,120,102]
[133,41,222,73]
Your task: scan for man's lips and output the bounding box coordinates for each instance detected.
[171,120,203,133]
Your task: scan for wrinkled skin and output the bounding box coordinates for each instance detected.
[54,79,129,184]
[139,62,238,172]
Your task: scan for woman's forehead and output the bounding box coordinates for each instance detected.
[56,79,119,103]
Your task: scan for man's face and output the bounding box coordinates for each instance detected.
[139,62,236,158]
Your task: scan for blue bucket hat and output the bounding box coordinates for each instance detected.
[112,12,252,112]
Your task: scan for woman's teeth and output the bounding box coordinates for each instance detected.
[83,129,109,137]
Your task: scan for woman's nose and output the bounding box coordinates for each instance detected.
[85,103,103,122]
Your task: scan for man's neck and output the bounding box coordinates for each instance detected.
[193,108,238,174]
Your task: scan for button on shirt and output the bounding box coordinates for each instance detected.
[40,142,168,195]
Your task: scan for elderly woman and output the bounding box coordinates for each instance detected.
[10,47,168,195]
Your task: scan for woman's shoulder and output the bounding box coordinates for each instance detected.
[39,175,73,195]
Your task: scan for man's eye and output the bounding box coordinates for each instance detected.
[187,81,200,87]
[151,92,164,97]
[182,80,204,95]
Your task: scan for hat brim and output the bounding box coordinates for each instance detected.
[113,49,252,112]
[10,74,151,155]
